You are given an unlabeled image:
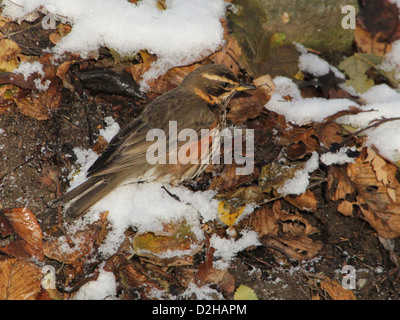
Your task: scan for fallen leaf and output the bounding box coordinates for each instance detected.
[358,0,400,45]
[208,163,258,193]
[258,162,306,195]
[0,208,44,261]
[354,25,390,57]
[248,204,280,238]
[216,186,266,214]
[233,284,258,300]
[43,212,109,273]
[281,126,318,156]
[0,258,42,300]
[337,200,354,217]
[218,201,246,227]
[0,39,20,72]
[346,147,400,238]
[118,259,164,297]
[2,17,55,56]
[132,221,203,267]
[285,190,317,212]
[56,59,78,91]
[13,78,62,120]
[249,202,321,260]
[262,235,321,261]
[319,278,356,300]
[315,122,344,149]
[338,54,376,93]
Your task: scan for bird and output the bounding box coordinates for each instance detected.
[51,63,256,217]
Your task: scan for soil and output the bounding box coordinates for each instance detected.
[1,88,399,300]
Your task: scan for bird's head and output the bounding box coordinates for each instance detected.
[180,64,256,109]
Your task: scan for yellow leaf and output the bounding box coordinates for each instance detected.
[233,284,258,300]
[0,39,20,72]
[218,201,245,227]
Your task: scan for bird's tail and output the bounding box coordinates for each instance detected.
[49,175,123,217]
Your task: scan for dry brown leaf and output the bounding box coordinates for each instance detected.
[92,135,109,155]
[56,59,78,91]
[280,126,318,155]
[122,260,163,290]
[250,202,321,260]
[319,278,357,300]
[327,166,355,202]
[286,141,308,161]
[0,258,42,300]
[315,122,344,149]
[279,210,319,238]
[262,236,321,261]
[346,147,400,238]
[49,23,72,45]
[194,235,236,295]
[0,208,44,261]
[355,25,391,57]
[13,79,62,120]
[285,190,317,212]
[249,204,281,238]
[11,54,63,120]
[337,200,354,216]
[0,213,13,237]
[43,212,109,272]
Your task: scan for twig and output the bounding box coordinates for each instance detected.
[161,185,181,202]
[342,116,400,145]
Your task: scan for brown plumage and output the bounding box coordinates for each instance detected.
[51,64,255,217]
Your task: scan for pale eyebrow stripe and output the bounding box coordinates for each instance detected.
[201,73,237,84]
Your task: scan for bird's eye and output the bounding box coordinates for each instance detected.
[220,82,229,88]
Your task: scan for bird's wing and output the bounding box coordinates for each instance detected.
[87,89,216,178]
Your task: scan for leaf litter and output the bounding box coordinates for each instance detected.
[0,0,400,300]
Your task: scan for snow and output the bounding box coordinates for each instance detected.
[13,61,50,91]
[320,147,356,166]
[266,77,357,125]
[296,43,345,79]
[210,230,261,269]
[277,152,319,196]
[13,61,44,80]
[181,283,224,300]
[89,182,218,257]
[337,84,400,162]
[2,0,228,87]
[73,264,117,300]
[98,117,120,142]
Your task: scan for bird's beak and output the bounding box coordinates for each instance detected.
[235,82,257,91]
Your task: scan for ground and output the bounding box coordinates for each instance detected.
[1,84,399,300]
[1,0,400,301]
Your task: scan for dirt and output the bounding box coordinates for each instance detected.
[1,88,399,300]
